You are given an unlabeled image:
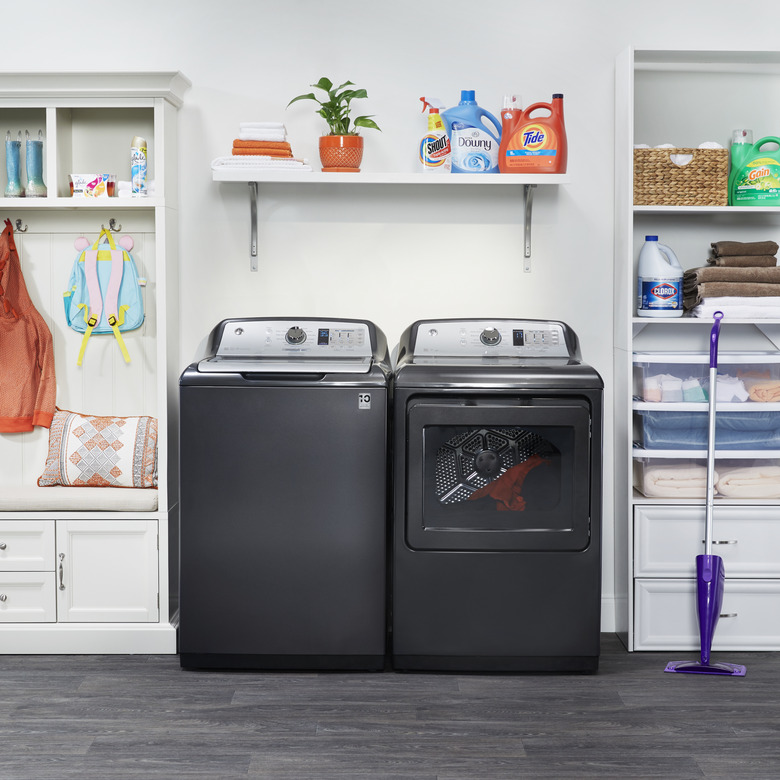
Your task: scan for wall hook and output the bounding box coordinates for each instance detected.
[101,218,122,232]
[14,219,27,233]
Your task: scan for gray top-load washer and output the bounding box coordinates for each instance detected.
[179,318,390,670]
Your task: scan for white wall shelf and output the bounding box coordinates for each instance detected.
[212,169,569,271]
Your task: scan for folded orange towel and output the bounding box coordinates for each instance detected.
[231,148,293,157]
[749,381,780,403]
[233,139,292,151]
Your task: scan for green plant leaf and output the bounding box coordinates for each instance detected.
[354,116,381,132]
[286,92,318,107]
[313,77,334,92]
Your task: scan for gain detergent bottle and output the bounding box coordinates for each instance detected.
[729,132,780,206]
[442,90,502,173]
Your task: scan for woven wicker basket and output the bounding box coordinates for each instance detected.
[633,147,728,206]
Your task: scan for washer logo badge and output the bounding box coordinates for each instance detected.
[358,393,372,410]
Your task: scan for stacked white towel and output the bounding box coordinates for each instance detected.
[211,156,312,171]
[690,296,780,319]
[239,122,287,143]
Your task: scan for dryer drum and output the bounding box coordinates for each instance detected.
[434,426,554,504]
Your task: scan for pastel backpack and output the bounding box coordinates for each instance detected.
[63,228,145,365]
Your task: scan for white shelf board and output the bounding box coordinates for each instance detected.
[0,197,163,208]
[634,205,780,214]
[212,170,569,185]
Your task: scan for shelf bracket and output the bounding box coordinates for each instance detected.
[248,181,259,271]
[523,183,536,272]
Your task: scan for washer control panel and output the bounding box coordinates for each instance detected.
[198,319,375,373]
[412,320,571,358]
[214,319,371,358]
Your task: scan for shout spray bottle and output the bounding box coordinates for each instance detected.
[131,135,148,196]
[419,97,450,172]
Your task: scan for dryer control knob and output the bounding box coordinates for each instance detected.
[285,326,307,345]
[480,328,501,346]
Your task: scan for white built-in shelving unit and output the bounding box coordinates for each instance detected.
[615,49,780,652]
[0,72,189,653]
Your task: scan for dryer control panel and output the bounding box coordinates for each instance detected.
[410,320,573,359]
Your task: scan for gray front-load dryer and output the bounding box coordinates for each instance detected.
[392,319,603,672]
[179,318,390,670]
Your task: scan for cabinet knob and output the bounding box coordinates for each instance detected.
[0,542,6,550]
[0,594,6,602]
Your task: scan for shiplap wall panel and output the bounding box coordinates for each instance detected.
[1,216,156,488]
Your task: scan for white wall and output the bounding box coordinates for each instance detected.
[9,0,780,631]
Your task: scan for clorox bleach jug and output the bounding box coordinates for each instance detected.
[637,236,683,318]
[442,90,502,173]
[498,93,567,174]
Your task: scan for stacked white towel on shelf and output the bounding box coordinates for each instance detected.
[238,122,287,143]
[690,296,780,319]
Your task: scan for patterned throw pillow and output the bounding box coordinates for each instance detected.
[38,408,158,488]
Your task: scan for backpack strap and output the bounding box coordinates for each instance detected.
[76,242,104,366]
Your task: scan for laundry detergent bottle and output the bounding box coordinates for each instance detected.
[728,130,780,206]
[442,90,502,173]
[637,236,683,318]
[499,93,567,174]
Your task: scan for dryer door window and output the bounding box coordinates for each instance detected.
[405,398,594,551]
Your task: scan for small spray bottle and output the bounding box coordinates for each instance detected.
[419,96,450,172]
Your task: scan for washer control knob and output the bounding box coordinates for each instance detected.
[480,328,501,346]
[285,326,307,345]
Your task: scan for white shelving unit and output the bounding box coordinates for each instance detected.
[0,72,189,653]
[615,49,780,651]
[212,167,568,270]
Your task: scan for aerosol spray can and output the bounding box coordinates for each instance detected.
[131,135,148,196]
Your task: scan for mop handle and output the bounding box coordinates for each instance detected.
[704,311,724,555]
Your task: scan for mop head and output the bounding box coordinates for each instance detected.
[664,660,746,676]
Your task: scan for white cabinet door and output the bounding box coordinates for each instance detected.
[56,521,159,623]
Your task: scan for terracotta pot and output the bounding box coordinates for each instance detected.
[319,135,364,172]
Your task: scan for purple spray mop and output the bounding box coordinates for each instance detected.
[665,312,747,676]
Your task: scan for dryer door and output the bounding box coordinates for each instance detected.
[405,397,594,551]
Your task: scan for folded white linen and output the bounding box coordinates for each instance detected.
[238,131,287,142]
[716,466,780,498]
[240,122,286,130]
[641,464,716,498]
[691,296,780,319]
[211,156,312,171]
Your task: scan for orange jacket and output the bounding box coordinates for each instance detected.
[0,219,56,432]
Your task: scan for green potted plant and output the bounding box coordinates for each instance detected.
[287,77,381,172]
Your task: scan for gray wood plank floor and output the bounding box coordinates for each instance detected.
[0,635,777,779]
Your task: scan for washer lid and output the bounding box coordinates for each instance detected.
[197,318,375,374]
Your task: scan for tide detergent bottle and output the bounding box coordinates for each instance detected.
[499,93,568,174]
[728,131,780,206]
[442,90,502,173]
[419,97,451,172]
[637,236,683,318]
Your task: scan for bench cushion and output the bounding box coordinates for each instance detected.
[0,486,158,512]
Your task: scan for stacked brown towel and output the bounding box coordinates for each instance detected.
[684,240,780,311]
[707,240,779,267]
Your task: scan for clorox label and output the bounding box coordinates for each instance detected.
[638,277,682,311]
